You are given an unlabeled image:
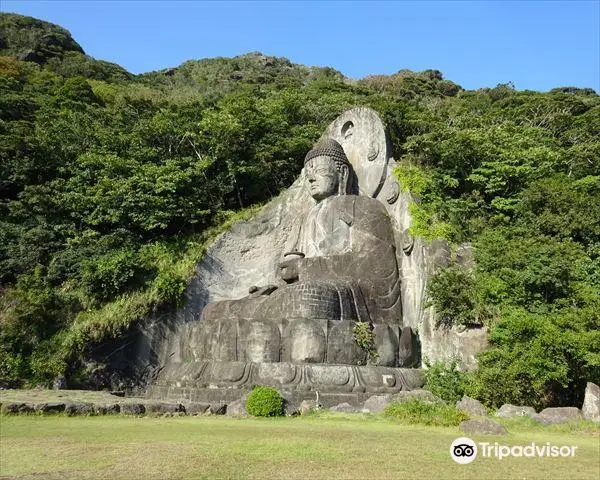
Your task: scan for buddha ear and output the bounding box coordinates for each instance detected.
[338,164,349,195]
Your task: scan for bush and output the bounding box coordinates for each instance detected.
[384,398,469,427]
[424,360,472,404]
[426,266,486,327]
[352,321,378,365]
[245,386,284,417]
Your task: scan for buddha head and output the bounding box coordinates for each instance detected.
[303,138,353,201]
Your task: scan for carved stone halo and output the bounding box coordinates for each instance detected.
[321,108,390,198]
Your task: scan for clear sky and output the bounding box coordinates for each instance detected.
[2,0,599,91]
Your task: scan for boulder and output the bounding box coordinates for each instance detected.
[1,402,35,414]
[459,419,508,436]
[362,394,392,413]
[582,382,599,423]
[185,402,210,415]
[392,389,444,404]
[34,402,66,414]
[64,402,94,415]
[120,403,146,415]
[209,403,227,415]
[280,392,300,416]
[226,399,248,417]
[94,403,120,415]
[495,404,536,418]
[456,396,487,416]
[299,399,316,415]
[533,407,583,425]
[144,402,184,414]
[329,402,356,413]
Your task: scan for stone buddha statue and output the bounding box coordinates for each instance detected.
[195,138,408,367]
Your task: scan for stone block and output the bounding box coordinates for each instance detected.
[34,402,66,414]
[209,403,227,415]
[226,399,248,417]
[185,402,210,415]
[582,382,599,423]
[456,396,487,416]
[533,407,582,425]
[282,319,326,363]
[145,402,184,414]
[459,419,507,435]
[310,365,350,386]
[94,403,120,415]
[64,402,94,415]
[238,320,280,363]
[495,404,536,418]
[362,394,392,413]
[1,402,35,414]
[120,403,145,415]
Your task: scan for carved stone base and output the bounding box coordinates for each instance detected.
[150,360,424,404]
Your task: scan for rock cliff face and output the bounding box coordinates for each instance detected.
[0,13,85,63]
[132,108,487,392]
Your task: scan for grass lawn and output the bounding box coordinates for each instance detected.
[1,413,598,479]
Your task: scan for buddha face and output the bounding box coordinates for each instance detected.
[304,156,340,201]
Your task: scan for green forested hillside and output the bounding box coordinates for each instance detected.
[0,14,598,408]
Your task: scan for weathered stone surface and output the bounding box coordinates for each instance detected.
[582,382,600,423]
[362,395,392,413]
[184,402,210,415]
[533,407,583,425]
[144,402,184,414]
[189,134,407,368]
[374,324,399,367]
[459,419,508,436]
[94,403,120,415]
[310,365,350,386]
[329,402,356,413]
[35,402,66,414]
[64,402,94,415]
[283,319,326,363]
[226,399,248,417]
[456,396,487,416]
[495,404,536,418]
[1,402,35,414]
[392,389,443,404]
[299,399,316,415]
[209,403,227,415]
[279,392,300,416]
[136,107,487,405]
[120,403,145,415]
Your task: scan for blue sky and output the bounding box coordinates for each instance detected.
[2,0,599,91]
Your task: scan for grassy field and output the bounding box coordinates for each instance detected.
[1,413,598,480]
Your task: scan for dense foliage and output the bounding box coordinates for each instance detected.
[423,361,471,404]
[384,398,469,426]
[245,386,284,417]
[0,14,598,409]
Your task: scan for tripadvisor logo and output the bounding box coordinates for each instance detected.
[450,437,579,463]
[450,437,477,464]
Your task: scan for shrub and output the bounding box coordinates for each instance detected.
[352,321,378,365]
[245,386,284,417]
[384,398,469,427]
[424,360,472,404]
[426,266,485,327]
